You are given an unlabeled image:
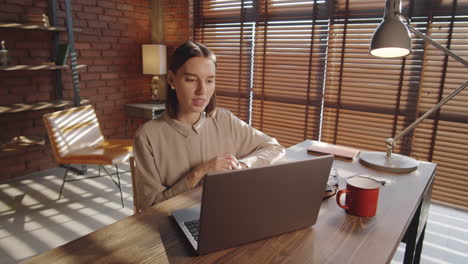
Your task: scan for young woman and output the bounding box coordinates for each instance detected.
[133,41,285,211]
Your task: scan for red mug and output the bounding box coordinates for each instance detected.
[336,176,381,217]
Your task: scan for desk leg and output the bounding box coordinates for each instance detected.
[414,224,426,263]
[403,202,421,264]
[403,178,433,264]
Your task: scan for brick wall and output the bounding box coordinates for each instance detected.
[0,0,154,181]
[163,0,192,59]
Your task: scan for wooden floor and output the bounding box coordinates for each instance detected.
[0,166,467,263]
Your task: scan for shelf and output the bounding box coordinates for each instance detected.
[0,99,90,115]
[0,22,82,32]
[0,64,87,71]
[0,136,46,158]
[125,101,166,120]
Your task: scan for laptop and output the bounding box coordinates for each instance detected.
[172,155,334,255]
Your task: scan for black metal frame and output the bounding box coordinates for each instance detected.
[49,0,80,105]
[63,0,81,106]
[401,172,434,264]
[58,164,125,207]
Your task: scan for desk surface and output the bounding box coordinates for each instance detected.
[24,140,436,264]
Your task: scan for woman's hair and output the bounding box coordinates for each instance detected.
[165,41,217,118]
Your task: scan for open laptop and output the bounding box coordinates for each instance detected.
[172,155,334,255]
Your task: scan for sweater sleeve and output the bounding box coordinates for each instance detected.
[226,111,286,167]
[133,128,190,212]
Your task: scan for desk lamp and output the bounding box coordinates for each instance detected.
[142,44,167,102]
[359,0,468,173]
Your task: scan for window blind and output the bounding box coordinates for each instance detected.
[321,0,426,154]
[194,0,468,209]
[193,0,254,121]
[412,2,468,208]
[251,0,328,146]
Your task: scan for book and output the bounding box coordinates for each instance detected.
[307,140,360,161]
[55,43,70,65]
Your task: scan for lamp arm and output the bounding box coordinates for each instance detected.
[387,81,468,156]
[385,25,468,158]
[407,25,468,67]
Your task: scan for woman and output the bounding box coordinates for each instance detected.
[133,41,285,211]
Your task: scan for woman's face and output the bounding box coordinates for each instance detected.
[169,56,216,119]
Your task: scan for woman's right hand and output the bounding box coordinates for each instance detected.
[186,154,239,188]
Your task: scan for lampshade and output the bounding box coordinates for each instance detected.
[142,44,167,75]
[369,0,412,58]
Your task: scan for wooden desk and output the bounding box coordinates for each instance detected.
[24,140,436,264]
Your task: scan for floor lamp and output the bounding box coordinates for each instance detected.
[359,0,468,173]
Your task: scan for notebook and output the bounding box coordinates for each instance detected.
[172,155,334,255]
[307,140,360,161]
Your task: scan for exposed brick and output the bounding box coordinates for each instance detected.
[29,49,50,57]
[92,43,112,49]
[87,65,108,72]
[117,3,133,11]
[98,86,119,95]
[1,0,154,181]
[106,79,125,88]
[32,1,48,8]
[100,36,119,43]
[0,12,20,21]
[78,0,97,6]
[108,22,127,31]
[75,11,98,20]
[97,1,116,9]
[80,50,101,57]
[106,93,125,101]
[102,29,120,37]
[76,34,100,43]
[3,4,24,13]
[83,6,103,14]
[81,73,101,81]
[98,14,117,22]
[104,9,123,17]
[80,88,98,97]
[88,21,108,29]
[102,50,121,57]
[6,0,33,5]
[93,57,113,65]
[101,73,119,79]
[24,7,48,16]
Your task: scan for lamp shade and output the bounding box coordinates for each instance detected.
[369,0,412,58]
[142,44,167,75]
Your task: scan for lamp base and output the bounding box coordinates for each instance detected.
[359,151,419,173]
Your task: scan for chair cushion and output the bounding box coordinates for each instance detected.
[44,105,105,159]
[59,139,133,165]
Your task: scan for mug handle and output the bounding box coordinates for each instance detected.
[336,189,350,210]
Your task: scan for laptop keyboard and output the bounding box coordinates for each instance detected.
[184,220,200,241]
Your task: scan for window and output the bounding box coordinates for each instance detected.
[194,0,468,209]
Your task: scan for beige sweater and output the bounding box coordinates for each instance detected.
[133,108,285,211]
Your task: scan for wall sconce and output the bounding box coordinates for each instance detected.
[142,44,167,102]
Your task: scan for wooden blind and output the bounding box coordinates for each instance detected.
[321,0,426,154]
[322,0,468,209]
[251,0,328,147]
[412,0,468,208]
[194,0,254,121]
[194,0,468,209]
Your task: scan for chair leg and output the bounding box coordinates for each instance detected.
[115,165,124,208]
[100,165,125,208]
[58,165,70,200]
